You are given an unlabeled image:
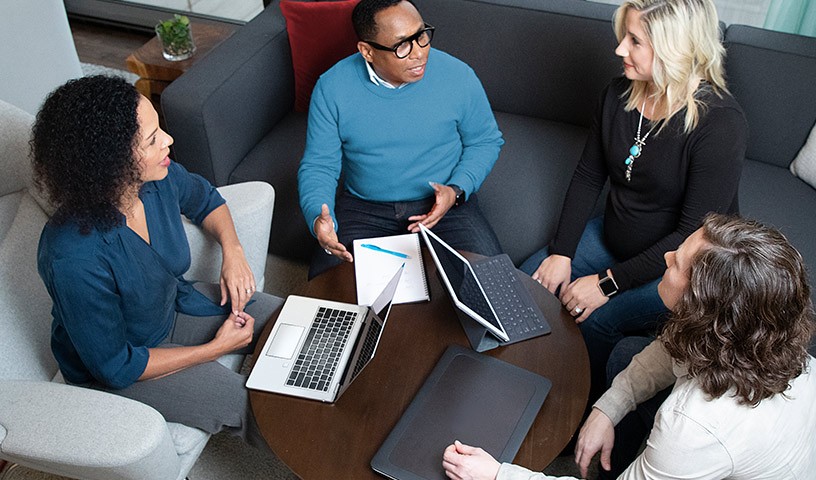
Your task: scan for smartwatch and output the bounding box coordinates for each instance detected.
[449,184,466,207]
[598,271,619,297]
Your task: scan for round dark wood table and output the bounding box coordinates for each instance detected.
[250,251,589,478]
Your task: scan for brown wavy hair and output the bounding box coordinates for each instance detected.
[662,214,814,405]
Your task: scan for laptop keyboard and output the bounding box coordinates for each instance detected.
[286,307,357,392]
[472,256,549,338]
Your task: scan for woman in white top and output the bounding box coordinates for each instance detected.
[442,213,816,480]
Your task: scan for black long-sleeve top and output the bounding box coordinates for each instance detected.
[550,77,748,291]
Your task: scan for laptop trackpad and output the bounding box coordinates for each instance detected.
[266,323,304,359]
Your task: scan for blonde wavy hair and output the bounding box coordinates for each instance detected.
[613,0,727,133]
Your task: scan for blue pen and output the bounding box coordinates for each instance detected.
[360,243,411,259]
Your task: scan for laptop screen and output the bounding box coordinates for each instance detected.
[339,265,403,393]
[420,227,505,335]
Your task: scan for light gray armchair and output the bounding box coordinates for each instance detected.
[0,98,275,479]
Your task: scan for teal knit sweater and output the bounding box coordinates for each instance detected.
[298,49,504,235]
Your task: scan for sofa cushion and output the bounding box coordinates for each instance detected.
[790,122,816,189]
[0,100,33,198]
[739,159,816,302]
[725,25,816,169]
[0,192,57,381]
[232,111,312,260]
[481,111,589,264]
[413,0,619,126]
[279,0,360,112]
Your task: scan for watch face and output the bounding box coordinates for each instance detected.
[599,277,617,296]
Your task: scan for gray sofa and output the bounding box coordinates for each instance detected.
[162,0,816,301]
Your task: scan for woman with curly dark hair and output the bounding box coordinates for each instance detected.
[33,75,282,452]
[443,213,816,479]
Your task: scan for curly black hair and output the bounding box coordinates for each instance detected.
[352,0,419,40]
[31,75,142,233]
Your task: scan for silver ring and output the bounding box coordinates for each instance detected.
[324,248,332,255]
[246,288,252,294]
[573,307,583,315]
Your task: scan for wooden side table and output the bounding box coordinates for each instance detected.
[126,22,236,99]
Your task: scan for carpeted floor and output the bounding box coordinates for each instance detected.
[79,62,139,84]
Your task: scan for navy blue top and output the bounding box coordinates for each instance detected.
[38,162,227,389]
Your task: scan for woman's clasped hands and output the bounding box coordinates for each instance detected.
[219,243,256,315]
[530,254,609,323]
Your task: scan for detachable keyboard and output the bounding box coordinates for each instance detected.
[286,307,357,392]
[472,255,549,340]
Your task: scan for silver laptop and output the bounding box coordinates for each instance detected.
[418,224,550,347]
[246,266,403,403]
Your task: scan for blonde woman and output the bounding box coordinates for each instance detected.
[519,0,748,403]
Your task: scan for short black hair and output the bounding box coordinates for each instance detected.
[352,0,419,40]
[32,75,142,233]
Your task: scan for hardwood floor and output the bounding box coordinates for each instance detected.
[70,19,152,71]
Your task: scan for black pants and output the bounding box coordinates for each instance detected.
[597,336,672,479]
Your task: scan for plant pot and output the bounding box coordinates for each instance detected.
[155,23,196,61]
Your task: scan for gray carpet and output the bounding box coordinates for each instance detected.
[79,62,139,84]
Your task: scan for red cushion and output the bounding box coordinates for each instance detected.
[280,0,361,112]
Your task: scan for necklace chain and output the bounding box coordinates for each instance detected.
[624,99,658,182]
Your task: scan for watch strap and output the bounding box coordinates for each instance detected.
[449,184,465,207]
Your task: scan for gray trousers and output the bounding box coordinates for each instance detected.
[88,283,284,453]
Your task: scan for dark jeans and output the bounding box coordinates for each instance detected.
[597,336,672,480]
[520,217,669,404]
[308,191,502,279]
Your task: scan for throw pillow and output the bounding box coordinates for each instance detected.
[280,0,361,112]
[790,121,816,190]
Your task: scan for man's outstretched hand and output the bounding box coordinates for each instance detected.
[315,203,353,262]
[408,182,457,232]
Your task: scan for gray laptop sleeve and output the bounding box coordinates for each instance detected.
[371,344,552,479]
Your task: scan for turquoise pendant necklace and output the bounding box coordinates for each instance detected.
[625,100,658,182]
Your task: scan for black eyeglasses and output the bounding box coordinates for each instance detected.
[364,24,435,59]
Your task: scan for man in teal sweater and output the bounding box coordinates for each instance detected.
[298,0,504,278]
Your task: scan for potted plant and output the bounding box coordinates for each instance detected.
[155,14,196,61]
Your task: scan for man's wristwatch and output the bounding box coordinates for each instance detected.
[598,271,619,297]
[449,184,466,207]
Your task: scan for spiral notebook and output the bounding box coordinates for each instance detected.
[354,233,429,305]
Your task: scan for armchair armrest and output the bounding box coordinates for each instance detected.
[0,380,179,480]
[184,181,275,291]
[162,5,295,186]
